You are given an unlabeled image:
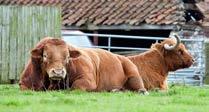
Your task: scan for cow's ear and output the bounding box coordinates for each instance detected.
[156,44,163,50]
[31,48,43,59]
[69,50,81,59]
[151,43,163,51]
[151,43,167,55]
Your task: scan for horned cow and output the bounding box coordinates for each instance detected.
[128,35,194,90]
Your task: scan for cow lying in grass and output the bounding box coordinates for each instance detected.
[128,35,194,91]
[19,37,148,94]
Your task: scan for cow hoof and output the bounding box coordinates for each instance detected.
[138,89,149,95]
[142,91,149,95]
[111,89,121,92]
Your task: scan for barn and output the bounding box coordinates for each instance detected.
[0,0,205,47]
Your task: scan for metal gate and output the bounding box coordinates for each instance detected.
[62,32,205,86]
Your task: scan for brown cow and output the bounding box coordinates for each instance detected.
[19,37,148,94]
[128,34,194,91]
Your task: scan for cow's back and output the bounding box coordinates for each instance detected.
[82,48,126,91]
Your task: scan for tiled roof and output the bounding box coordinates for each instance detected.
[0,0,61,6]
[0,0,185,27]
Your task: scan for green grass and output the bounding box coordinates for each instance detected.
[1,85,209,112]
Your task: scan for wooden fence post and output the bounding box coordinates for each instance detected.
[204,39,209,84]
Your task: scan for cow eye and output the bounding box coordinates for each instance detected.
[43,54,47,58]
[43,54,47,61]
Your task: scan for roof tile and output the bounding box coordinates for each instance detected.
[0,0,185,26]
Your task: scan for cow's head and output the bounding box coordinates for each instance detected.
[31,38,81,80]
[151,34,194,71]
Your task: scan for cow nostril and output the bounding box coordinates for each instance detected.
[192,59,195,62]
[53,69,64,75]
[52,69,56,74]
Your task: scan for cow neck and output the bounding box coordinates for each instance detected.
[40,64,50,90]
[29,60,46,90]
[89,56,99,87]
[152,48,169,76]
[66,60,77,86]
[129,48,168,76]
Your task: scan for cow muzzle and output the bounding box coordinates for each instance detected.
[182,58,194,68]
[48,68,67,80]
[187,58,195,67]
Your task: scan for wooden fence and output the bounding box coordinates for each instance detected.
[0,6,61,83]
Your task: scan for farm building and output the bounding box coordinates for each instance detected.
[0,0,205,46]
[0,0,208,84]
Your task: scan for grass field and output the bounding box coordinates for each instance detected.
[1,85,209,112]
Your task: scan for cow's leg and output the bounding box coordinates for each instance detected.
[125,76,149,95]
[19,84,30,90]
[109,86,125,92]
[159,80,168,92]
[71,78,97,91]
[19,79,45,91]
[117,56,148,95]
[48,80,61,90]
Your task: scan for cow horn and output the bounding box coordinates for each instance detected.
[164,33,181,50]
